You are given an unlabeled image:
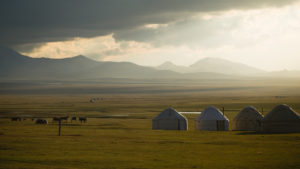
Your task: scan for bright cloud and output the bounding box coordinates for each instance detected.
[21,34,152,61]
[143,24,169,29]
[21,2,300,71]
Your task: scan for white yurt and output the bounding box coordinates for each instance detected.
[152,108,188,130]
[195,106,229,131]
[232,106,264,131]
[262,104,300,133]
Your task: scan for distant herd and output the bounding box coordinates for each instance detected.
[11,116,87,124]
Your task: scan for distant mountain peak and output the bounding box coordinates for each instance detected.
[67,55,97,62]
[157,61,190,73]
[189,57,265,75]
[159,61,176,67]
[73,55,86,59]
[0,46,22,55]
[190,57,233,67]
[155,57,266,75]
[71,55,90,60]
[0,46,30,59]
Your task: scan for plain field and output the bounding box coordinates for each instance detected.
[0,80,300,169]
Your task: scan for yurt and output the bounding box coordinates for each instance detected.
[152,108,188,130]
[262,104,300,133]
[195,106,229,131]
[232,106,264,131]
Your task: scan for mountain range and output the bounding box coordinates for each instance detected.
[0,47,299,81]
[0,47,184,80]
[156,58,265,75]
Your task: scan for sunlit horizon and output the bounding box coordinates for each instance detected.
[5,1,300,71]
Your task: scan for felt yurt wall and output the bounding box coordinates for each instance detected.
[262,104,300,133]
[152,108,188,130]
[195,106,229,131]
[232,106,264,131]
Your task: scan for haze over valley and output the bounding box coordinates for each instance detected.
[1,46,299,83]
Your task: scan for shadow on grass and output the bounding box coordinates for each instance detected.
[93,115,148,119]
[158,140,185,144]
[63,134,82,136]
[235,131,299,135]
[97,123,131,130]
[202,141,239,145]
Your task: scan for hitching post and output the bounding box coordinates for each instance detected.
[58,119,62,136]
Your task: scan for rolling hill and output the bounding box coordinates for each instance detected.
[157,57,266,75]
[1,47,298,81]
[156,61,191,73]
[0,47,182,80]
[1,47,233,81]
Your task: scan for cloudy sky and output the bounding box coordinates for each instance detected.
[1,0,300,71]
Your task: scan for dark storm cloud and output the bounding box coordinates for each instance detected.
[0,0,298,50]
[114,13,242,48]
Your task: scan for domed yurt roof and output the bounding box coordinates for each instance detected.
[196,106,228,121]
[262,104,300,122]
[234,106,264,121]
[153,108,186,120]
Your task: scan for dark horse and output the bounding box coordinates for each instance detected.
[71,117,77,122]
[11,117,21,121]
[79,117,87,123]
[60,116,69,121]
[53,116,69,122]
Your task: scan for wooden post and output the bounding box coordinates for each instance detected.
[58,120,61,136]
[222,107,225,115]
[261,107,264,113]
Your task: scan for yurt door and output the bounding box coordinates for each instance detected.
[216,120,225,131]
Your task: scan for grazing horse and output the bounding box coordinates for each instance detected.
[53,116,69,123]
[35,119,48,124]
[71,117,77,121]
[53,117,61,122]
[60,116,69,121]
[11,117,21,121]
[79,117,87,123]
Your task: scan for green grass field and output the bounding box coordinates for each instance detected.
[0,81,300,169]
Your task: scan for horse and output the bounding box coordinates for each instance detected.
[60,116,69,121]
[35,119,48,124]
[79,117,87,123]
[53,117,61,122]
[71,117,77,122]
[11,117,21,121]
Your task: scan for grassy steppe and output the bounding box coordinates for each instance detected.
[1,117,299,169]
[0,81,300,169]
